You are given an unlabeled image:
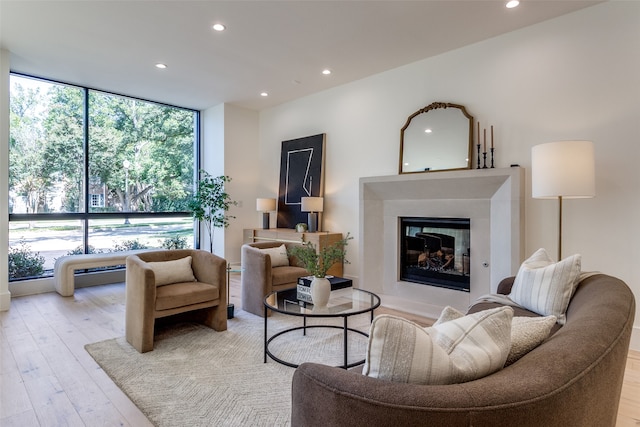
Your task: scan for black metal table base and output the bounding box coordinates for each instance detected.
[263,288,379,369]
[264,323,369,369]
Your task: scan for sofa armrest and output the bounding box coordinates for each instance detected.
[292,363,474,427]
[497,276,516,294]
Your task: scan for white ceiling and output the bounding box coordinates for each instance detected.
[0,0,602,111]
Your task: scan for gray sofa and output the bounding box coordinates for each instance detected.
[291,273,635,427]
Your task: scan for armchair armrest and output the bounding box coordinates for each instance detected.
[125,255,159,352]
[241,244,274,290]
[191,250,227,305]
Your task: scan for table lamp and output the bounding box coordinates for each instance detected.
[531,140,595,259]
[301,197,324,232]
[256,198,276,229]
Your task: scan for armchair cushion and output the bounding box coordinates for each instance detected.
[155,281,220,311]
[147,256,196,286]
[271,265,309,286]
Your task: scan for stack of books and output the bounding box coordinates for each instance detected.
[296,276,353,303]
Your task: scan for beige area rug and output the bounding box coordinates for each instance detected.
[85,310,371,426]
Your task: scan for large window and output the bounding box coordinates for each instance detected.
[8,74,198,281]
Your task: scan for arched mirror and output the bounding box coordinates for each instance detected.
[399,102,474,174]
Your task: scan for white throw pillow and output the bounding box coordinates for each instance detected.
[432,305,464,326]
[509,248,581,325]
[434,306,557,366]
[260,244,289,267]
[507,315,557,365]
[363,306,513,385]
[147,256,196,286]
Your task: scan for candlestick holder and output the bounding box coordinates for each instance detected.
[482,152,488,169]
[490,148,495,168]
[476,144,481,169]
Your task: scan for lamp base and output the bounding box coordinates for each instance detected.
[262,212,270,229]
[227,303,235,319]
[307,212,318,233]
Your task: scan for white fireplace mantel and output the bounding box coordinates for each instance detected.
[359,167,524,318]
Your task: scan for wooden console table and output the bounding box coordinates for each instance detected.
[243,228,344,277]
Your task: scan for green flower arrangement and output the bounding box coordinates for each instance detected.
[288,233,352,278]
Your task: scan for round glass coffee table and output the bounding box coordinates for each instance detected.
[264,287,380,369]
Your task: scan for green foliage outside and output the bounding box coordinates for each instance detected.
[8,76,197,279]
[288,234,353,278]
[8,240,45,279]
[113,239,149,252]
[65,245,104,256]
[9,76,195,214]
[161,236,189,250]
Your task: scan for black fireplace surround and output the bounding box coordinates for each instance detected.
[400,217,470,292]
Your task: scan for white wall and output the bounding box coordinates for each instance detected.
[257,3,640,348]
[223,104,260,265]
[202,103,260,264]
[0,49,10,310]
[201,104,225,255]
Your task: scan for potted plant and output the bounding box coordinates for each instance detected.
[288,233,352,307]
[188,170,238,253]
[188,170,238,318]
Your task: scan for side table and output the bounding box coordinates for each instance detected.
[226,264,243,319]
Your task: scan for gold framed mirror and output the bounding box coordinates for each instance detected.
[399,102,474,174]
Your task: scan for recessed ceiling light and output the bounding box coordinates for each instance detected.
[155,63,167,69]
[322,69,332,75]
[212,23,226,31]
[424,129,432,133]
[506,1,520,8]
[260,92,268,97]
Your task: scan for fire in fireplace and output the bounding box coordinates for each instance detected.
[400,217,470,292]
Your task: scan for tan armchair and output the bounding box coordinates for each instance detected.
[125,249,227,353]
[241,242,309,317]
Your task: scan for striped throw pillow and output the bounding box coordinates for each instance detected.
[509,248,581,325]
[363,306,513,385]
[434,305,557,366]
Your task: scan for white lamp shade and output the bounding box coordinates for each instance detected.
[301,196,324,212]
[256,198,276,212]
[531,140,595,199]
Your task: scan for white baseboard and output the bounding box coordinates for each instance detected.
[8,270,125,298]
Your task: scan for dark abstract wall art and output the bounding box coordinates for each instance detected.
[276,134,326,229]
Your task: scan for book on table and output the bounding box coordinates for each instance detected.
[296,276,353,302]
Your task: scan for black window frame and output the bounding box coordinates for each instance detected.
[8,72,201,261]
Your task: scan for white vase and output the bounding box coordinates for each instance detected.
[310,276,331,308]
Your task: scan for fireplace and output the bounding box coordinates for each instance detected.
[360,168,523,319]
[400,217,470,292]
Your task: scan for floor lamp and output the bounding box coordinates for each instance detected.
[531,140,595,260]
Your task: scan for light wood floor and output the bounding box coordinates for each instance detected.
[1,274,639,426]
